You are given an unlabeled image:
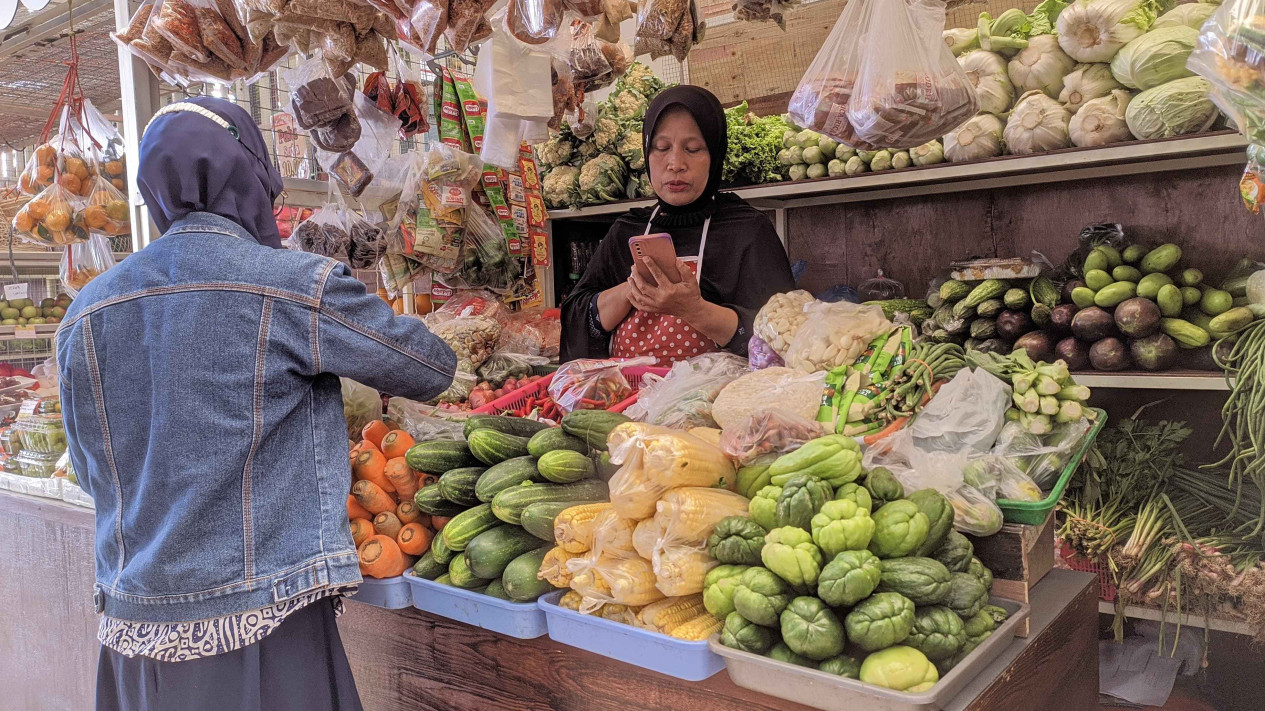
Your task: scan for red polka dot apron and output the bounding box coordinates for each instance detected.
[611,207,721,366]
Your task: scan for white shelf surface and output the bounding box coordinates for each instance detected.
[1099,600,1254,636]
[1073,371,1233,391]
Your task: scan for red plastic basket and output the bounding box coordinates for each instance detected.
[472,365,668,415]
[1057,541,1116,602]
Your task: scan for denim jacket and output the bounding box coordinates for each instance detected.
[56,212,456,624]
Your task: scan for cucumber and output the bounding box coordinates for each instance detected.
[537,449,596,483]
[465,525,548,579]
[434,573,452,585]
[412,552,448,580]
[527,428,591,457]
[414,485,467,517]
[438,467,485,506]
[405,440,478,474]
[594,451,618,479]
[431,528,456,564]
[468,429,532,466]
[441,504,501,551]
[483,578,512,599]
[561,410,631,451]
[448,552,489,588]
[476,456,543,502]
[491,479,610,525]
[520,499,604,542]
[463,415,551,440]
[502,546,556,602]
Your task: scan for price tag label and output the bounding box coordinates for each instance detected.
[14,326,37,338]
[4,283,29,301]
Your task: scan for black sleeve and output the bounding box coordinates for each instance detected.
[560,222,634,362]
[717,219,796,357]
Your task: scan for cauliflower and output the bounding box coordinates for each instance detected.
[535,133,574,170]
[610,87,649,120]
[620,62,665,98]
[542,166,581,209]
[572,137,599,165]
[593,115,621,152]
[626,171,655,199]
[618,130,644,171]
[578,154,628,205]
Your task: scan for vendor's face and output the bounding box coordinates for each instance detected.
[648,107,709,207]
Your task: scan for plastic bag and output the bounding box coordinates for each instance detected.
[625,352,749,429]
[548,357,652,413]
[720,408,824,466]
[433,366,479,405]
[753,289,815,356]
[429,315,502,370]
[788,0,977,150]
[292,201,351,262]
[386,397,466,441]
[318,94,398,199]
[395,145,483,273]
[60,235,117,297]
[992,419,1091,490]
[344,209,388,270]
[499,309,561,357]
[909,367,1011,454]
[981,455,1044,502]
[11,182,88,247]
[425,288,513,328]
[407,0,448,54]
[589,507,640,558]
[83,177,131,237]
[747,335,784,370]
[567,552,665,612]
[607,422,737,519]
[711,366,825,430]
[506,0,565,44]
[653,487,750,545]
[341,377,382,440]
[477,350,550,386]
[783,301,891,373]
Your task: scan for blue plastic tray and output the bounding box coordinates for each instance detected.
[403,572,547,639]
[537,591,724,681]
[348,575,412,609]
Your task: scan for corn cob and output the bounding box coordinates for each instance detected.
[596,603,642,625]
[591,509,638,557]
[636,595,708,634]
[654,546,717,597]
[607,424,736,519]
[539,546,579,588]
[668,613,724,641]
[654,488,750,544]
[632,518,663,560]
[554,503,612,553]
[603,556,665,606]
[558,590,583,611]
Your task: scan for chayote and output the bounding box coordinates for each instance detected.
[769,434,862,488]
[863,466,905,507]
[810,499,875,558]
[703,564,751,618]
[768,641,816,667]
[859,645,939,692]
[708,516,767,566]
[732,566,792,627]
[736,455,776,498]
[761,526,824,593]
[845,592,916,652]
[905,605,966,662]
[869,500,930,559]
[834,482,873,513]
[817,549,882,608]
[720,610,777,654]
[876,557,952,605]
[981,604,1009,625]
[908,488,955,556]
[749,485,782,531]
[967,556,994,592]
[780,596,846,661]
[932,529,974,572]
[944,572,990,620]
[775,474,834,530]
[818,654,861,678]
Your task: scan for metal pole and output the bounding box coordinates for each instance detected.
[112,0,161,251]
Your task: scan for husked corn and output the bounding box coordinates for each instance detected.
[655,487,749,544]
[558,590,583,611]
[654,546,717,597]
[539,546,578,588]
[592,508,638,557]
[637,595,708,634]
[554,503,612,553]
[669,613,724,641]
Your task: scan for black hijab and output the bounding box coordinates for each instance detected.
[138,96,285,248]
[642,85,727,215]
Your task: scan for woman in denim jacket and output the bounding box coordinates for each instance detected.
[56,97,456,711]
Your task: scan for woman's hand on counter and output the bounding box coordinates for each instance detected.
[629,258,739,346]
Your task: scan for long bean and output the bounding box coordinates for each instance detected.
[1206,322,1265,533]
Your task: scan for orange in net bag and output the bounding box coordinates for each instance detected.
[83,177,131,237]
[11,182,89,247]
[61,234,118,297]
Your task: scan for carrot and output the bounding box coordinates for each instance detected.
[349,518,374,546]
[384,457,419,500]
[397,522,433,555]
[396,500,425,525]
[865,417,909,446]
[373,511,403,539]
[352,448,395,495]
[380,430,415,460]
[416,471,438,489]
[352,480,395,515]
[358,534,407,578]
[347,493,374,521]
[431,515,453,531]
[362,420,390,450]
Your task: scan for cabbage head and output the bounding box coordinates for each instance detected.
[1057,0,1158,63]
[1151,3,1216,30]
[1110,25,1198,90]
[1125,76,1218,139]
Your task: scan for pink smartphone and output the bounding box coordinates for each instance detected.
[629,233,679,286]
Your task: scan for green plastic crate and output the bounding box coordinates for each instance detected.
[996,408,1107,525]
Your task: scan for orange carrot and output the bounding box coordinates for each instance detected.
[380,430,415,460]
[352,480,395,515]
[416,471,438,489]
[362,420,390,450]
[347,493,374,521]
[358,535,407,578]
[350,518,374,546]
[384,457,419,500]
[431,515,453,531]
[373,511,403,539]
[352,448,395,495]
[397,522,433,555]
[865,417,909,446]
[396,500,424,525]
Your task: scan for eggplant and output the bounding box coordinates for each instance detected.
[1062,279,1087,304]
[1071,306,1116,342]
[995,309,1035,341]
[1178,339,1233,371]
[1114,297,1161,338]
[974,338,1011,354]
[1049,304,1078,335]
[1130,333,1178,371]
[1089,337,1131,371]
[1013,331,1057,364]
[1056,337,1091,372]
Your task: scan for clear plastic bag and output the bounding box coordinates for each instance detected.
[589,507,640,558]
[788,0,978,150]
[425,288,512,327]
[341,377,383,440]
[506,0,565,44]
[548,356,653,413]
[428,316,502,370]
[625,353,749,430]
[783,301,891,373]
[60,234,117,297]
[11,182,89,248]
[433,366,479,404]
[710,366,825,430]
[292,200,351,262]
[747,335,784,370]
[317,94,398,199]
[386,397,466,441]
[752,289,815,356]
[719,408,824,466]
[408,0,449,54]
[393,146,482,274]
[908,367,1012,454]
[477,350,551,386]
[566,552,665,612]
[344,209,388,270]
[499,309,561,357]
[983,455,1045,502]
[653,487,750,545]
[83,177,131,237]
[607,422,736,519]
[991,419,1091,490]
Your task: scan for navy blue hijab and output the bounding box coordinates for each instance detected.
[138,96,285,248]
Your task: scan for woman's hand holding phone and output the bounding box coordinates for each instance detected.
[627,257,702,318]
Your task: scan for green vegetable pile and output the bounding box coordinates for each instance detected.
[723,102,792,186]
[709,453,1008,691]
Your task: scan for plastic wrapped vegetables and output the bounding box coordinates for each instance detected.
[578,153,628,204]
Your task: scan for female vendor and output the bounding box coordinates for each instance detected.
[560,86,795,364]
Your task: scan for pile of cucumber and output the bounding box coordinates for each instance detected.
[404,410,630,602]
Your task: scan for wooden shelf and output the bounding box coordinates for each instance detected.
[1073,371,1232,391]
[1099,600,1255,636]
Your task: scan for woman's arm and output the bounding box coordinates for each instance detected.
[680,299,740,346]
[560,224,636,360]
[596,282,634,332]
[628,257,739,345]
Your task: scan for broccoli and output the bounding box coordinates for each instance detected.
[542,166,581,209]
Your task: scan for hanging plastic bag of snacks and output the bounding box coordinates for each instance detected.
[11,182,89,247]
[440,202,518,293]
[291,197,351,263]
[344,208,388,270]
[395,145,483,274]
[60,234,118,297]
[82,177,132,237]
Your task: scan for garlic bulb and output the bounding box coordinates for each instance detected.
[1059,63,1123,113]
[1004,91,1073,154]
[944,114,1007,162]
[1056,0,1157,63]
[960,50,1015,115]
[1069,90,1134,146]
[1008,35,1078,99]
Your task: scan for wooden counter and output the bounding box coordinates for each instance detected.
[0,490,1099,711]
